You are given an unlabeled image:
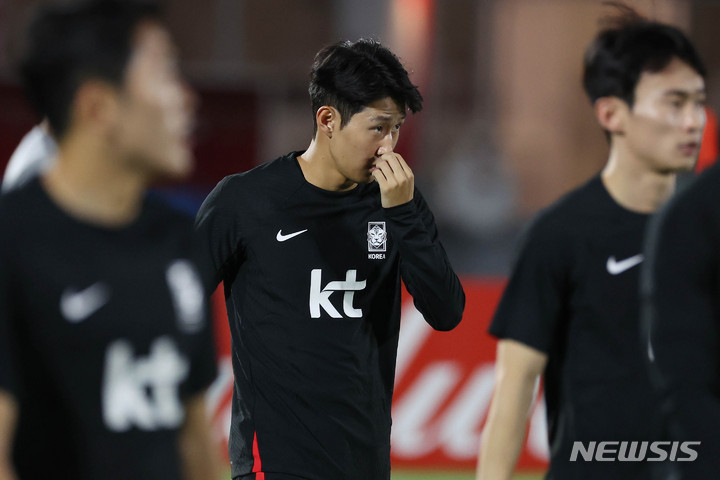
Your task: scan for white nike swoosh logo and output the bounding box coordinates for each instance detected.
[276,229,308,242]
[606,254,644,275]
[60,283,111,323]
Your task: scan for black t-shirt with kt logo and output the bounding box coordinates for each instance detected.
[0,179,217,480]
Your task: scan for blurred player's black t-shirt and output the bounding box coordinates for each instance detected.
[489,176,660,480]
[196,151,464,480]
[0,178,217,480]
[642,163,720,480]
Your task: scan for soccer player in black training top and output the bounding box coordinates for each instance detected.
[0,2,223,479]
[642,106,720,478]
[477,7,706,480]
[196,39,465,479]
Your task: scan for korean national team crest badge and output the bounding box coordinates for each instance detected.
[367,221,387,260]
[166,259,206,334]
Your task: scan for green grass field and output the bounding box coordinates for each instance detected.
[218,468,543,479]
[391,471,543,480]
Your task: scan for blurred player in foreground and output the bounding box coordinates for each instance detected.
[196,39,465,479]
[478,5,706,480]
[642,77,720,480]
[0,1,223,479]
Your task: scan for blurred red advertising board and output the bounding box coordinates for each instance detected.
[391,277,548,470]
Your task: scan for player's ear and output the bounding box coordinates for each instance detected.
[316,106,338,139]
[72,79,120,136]
[594,96,627,136]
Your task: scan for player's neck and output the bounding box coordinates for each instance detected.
[297,139,357,192]
[42,135,147,228]
[601,147,677,214]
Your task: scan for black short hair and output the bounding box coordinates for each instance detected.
[583,2,706,108]
[19,0,161,139]
[309,38,423,132]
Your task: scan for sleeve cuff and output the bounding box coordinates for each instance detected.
[383,198,418,217]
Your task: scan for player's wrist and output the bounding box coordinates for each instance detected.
[381,196,413,208]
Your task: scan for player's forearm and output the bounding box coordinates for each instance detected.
[0,390,18,480]
[403,253,465,331]
[0,464,17,480]
[477,379,537,480]
[477,340,545,480]
[388,202,465,330]
[179,394,225,480]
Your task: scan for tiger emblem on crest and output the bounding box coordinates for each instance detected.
[367,222,387,252]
